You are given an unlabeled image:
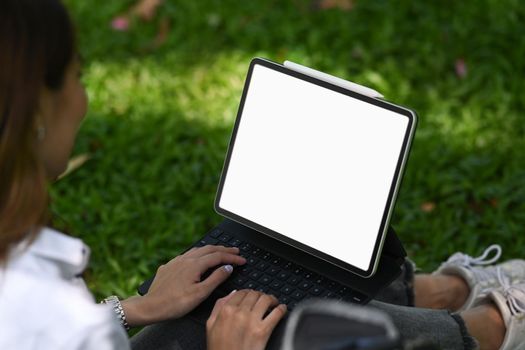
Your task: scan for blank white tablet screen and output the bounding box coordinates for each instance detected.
[219,64,409,271]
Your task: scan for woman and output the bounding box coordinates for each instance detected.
[1,1,525,350]
[0,1,285,349]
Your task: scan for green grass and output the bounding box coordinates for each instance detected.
[52,0,525,299]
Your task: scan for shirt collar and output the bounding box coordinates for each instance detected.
[16,227,91,279]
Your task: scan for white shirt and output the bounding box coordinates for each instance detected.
[0,228,130,349]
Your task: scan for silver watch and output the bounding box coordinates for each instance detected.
[101,295,130,331]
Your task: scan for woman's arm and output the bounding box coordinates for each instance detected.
[119,245,246,327]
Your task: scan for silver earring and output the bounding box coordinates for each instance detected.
[37,126,46,140]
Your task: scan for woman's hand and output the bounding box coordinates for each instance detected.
[206,289,287,350]
[121,245,246,326]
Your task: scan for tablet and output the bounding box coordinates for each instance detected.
[215,58,417,277]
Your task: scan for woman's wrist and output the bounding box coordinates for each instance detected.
[101,295,131,330]
[120,295,160,327]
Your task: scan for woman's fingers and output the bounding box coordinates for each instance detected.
[182,246,246,282]
[198,264,235,294]
[224,289,250,306]
[252,294,279,317]
[198,251,246,270]
[206,290,285,350]
[262,304,287,329]
[240,290,262,310]
[185,245,240,258]
[208,290,238,326]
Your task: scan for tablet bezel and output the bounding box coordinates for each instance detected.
[214,57,417,278]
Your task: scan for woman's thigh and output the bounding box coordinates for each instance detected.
[130,316,206,350]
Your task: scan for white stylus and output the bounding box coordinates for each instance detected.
[283,60,384,99]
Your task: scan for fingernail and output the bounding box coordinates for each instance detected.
[223,264,233,273]
[229,289,237,295]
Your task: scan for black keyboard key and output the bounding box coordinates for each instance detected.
[288,301,297,310]
[197,237,218,246]
[270,257,282,266]
[249,271,262,280]
[314,276,325,285]
[281,285,293,295]
[256,261,270,271]
[270,280,283,290]
[240,243,252,251]
[247,257,259,265]
[255,286,269,293]
[303,272,316,280]
[244,281,257,289]
[250,247,262,256]
[267,266,280,275]
[209,229,223,238]
[230,239,242,247]
[345,290,367,303]
[322,291,331,298]
[310,286,324,296]
[292,266,304,275]
[326,280,341,290]
[233,276,247,286]
[261,252,272,261]
[287,275,300,285]
[218,233,232,242]
[283,262,293,270]
[325,292,343,300]
[280,296,291,304]
[239,266,251,275]
[338,286,349,295]
[299,281,312,291]
[292,290,305,300]
[208,238,220,245]
[277,271,290,280]
[259,275,272,285]
[351,295,364,303]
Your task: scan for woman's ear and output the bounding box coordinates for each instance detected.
[35,87,54,141]
[34,111,48,142]
[36,122,46,141]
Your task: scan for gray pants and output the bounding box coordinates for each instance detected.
[131,260,478,350]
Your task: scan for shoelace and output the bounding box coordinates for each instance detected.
[497,267,525,315]
[445,245,525,315]
[446,244,502,267]
[445,244,503,286]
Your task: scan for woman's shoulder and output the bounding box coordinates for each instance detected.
[0,227,127,349]
[1,267,113,323]
[0,267,123,348]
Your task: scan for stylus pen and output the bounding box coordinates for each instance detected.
[283,60,384,99]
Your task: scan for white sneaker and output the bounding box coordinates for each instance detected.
[434,245,525,311]
[476,280,525,350]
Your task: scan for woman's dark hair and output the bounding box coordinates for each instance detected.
[0,0,76,261]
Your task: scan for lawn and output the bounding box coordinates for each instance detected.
[53,0,525,300]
